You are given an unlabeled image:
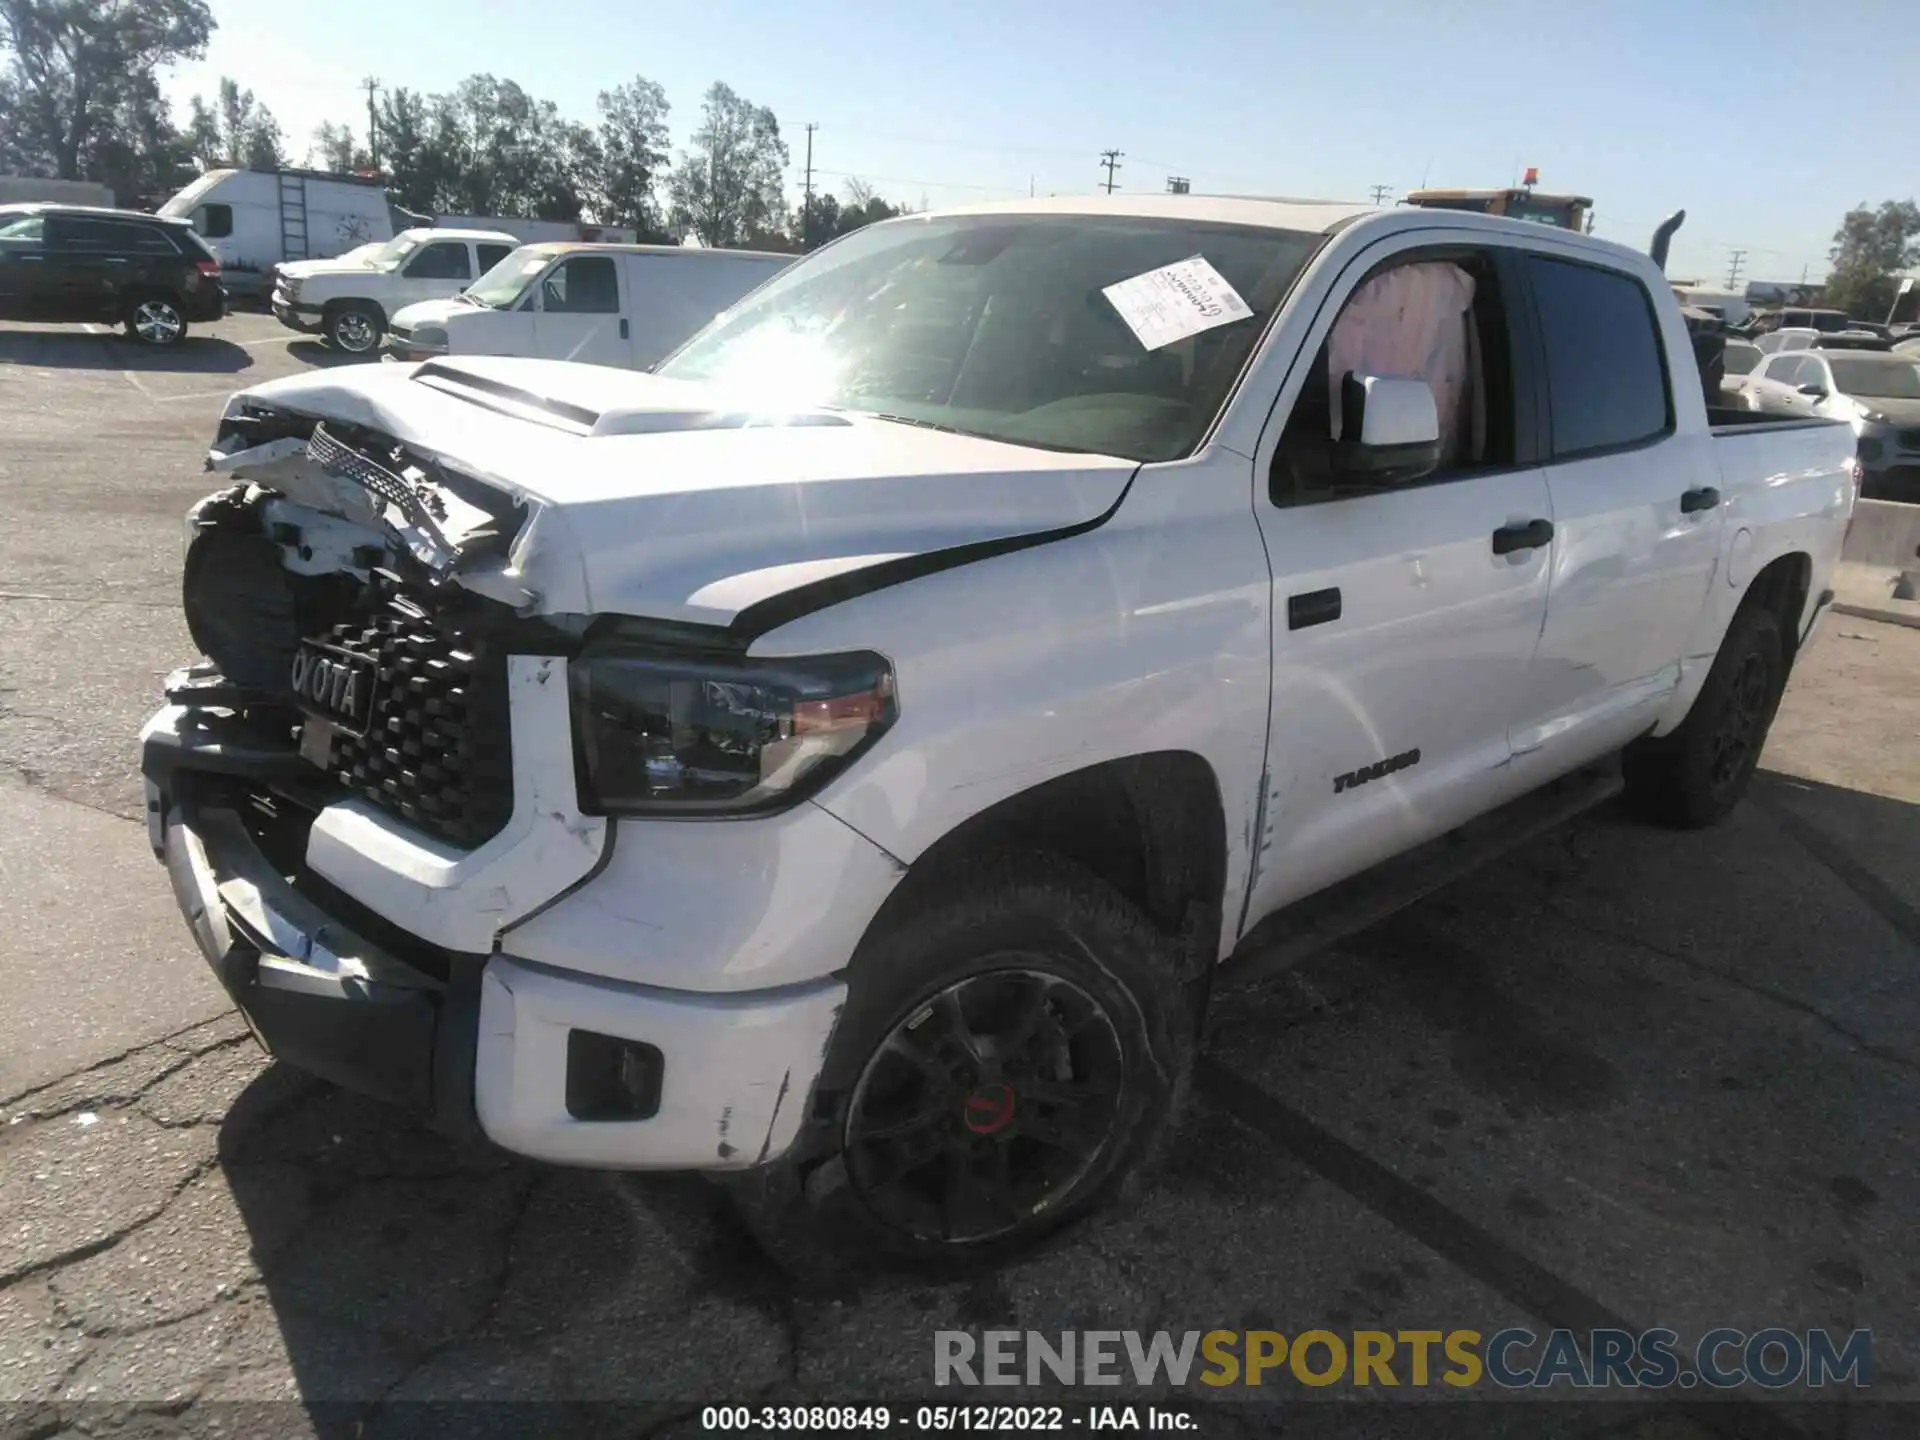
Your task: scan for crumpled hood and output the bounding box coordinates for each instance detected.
[225,357,1138,629]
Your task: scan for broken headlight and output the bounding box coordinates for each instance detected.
[570,646,896,816]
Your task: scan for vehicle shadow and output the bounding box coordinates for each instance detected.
[287,339,378,369]
[0,327,253,374]
[205,770,1920,1424]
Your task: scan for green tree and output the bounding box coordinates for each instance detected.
[667,82,789,247]
[1823,200,1920,321]
[792,177,905,250]
[0,0,211,183]
[595,76,671,238]
[310,119,370,173]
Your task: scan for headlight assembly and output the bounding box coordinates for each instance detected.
[570,645,896,816]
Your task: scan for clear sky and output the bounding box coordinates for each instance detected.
[162,0,1915,285]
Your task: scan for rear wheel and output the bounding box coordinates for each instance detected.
[124,295,187,347]
[1623,602,1787,828]
[726,852,1192,1276]
[325,302,383,355]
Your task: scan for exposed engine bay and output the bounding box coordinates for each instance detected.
[178,405,571,847]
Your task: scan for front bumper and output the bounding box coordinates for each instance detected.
[145,721,846,1170]
[271,292,323,333]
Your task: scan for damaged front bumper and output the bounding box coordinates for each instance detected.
[142,706,846,1171]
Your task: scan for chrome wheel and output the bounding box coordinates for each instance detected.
[844,968,1125,1245]
[132,300,183,345]
[330,309,379,353]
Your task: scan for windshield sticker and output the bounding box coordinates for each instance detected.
[1101,256,1254,351]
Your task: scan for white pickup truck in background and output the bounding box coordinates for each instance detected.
[271,227,519,354]
[141,195,1854,1274]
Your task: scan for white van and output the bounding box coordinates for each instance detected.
[385,243,793,369]
[157,168,405,299]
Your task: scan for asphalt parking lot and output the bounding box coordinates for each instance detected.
[2,313,1917,1438]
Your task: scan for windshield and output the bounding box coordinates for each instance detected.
[464,249,553,309]
[1830,357,1920,399]
[371,233,424,268]
[656,214,1321,462]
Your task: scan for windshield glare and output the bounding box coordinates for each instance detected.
[1831,358,1920,399]
[656,214,1321,462]
[372,233,423,268]
[465,250,551,308]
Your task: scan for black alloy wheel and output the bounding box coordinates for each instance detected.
[844,968,1125,1245]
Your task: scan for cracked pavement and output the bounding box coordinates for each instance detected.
[3,317,1919,1437]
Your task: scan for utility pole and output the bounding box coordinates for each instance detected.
[363,77,380,170]
[1166,176,1190,194]
[1725,248,1747,290]
[801,123,817,249]
[1099,149,1123,194]
[1368,184,1393,205]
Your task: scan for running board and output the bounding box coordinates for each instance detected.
[1221,758,1625,987]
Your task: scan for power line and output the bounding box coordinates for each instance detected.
[1099,149,1123,194]
[1166,176,1191,195]
[1368,184,1393,205]
[1725,248,1748,289]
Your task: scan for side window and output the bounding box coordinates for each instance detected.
[1793,357,1829,391]
[195,203,233,239]
[1526,256,1672,457]
[0,214,44,243]
[47,217,112,251]
[476,243,513,273]
[404,242,472,281]
[541,256,620,314]
[1273,249,1517,504]
[121,224,182,255]
[1761,355,1802,382]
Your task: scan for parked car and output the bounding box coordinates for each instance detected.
[143,198,1853,1271]
[384,242,792,369]
[1756,326,1819,355]
[1774,307,1852,333]
[0,203,224,345]
[1745,347,1920,500]
[271,227,518,354]
[1895,334,1920,357]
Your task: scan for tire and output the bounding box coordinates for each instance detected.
[325,302,384,355]
[123,295,187,347]
[724,851,1193,1278]
[1623,602,1787,829]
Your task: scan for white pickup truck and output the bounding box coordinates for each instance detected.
[271,227,518,354]
[142,196,1855,1271]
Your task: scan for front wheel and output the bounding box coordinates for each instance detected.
[725,852,1193,1277]
[124,296,187,347]
[1623,602,1787,828]
[325,303,383,355]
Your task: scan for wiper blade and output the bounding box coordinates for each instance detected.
[865,411,969,437]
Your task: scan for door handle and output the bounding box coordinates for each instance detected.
[619,318,629,339]
[1287,587,1342,630]
[1680,486,1720,513]
[1491,518,1554,555]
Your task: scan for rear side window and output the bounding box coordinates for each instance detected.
[541,256,619,314]
[0,214,44,243]
[405,242,472,280]
[477,243,513,272]
[50,217,181,255]
[1762,355,1802,382]
[1792,357,1829,389]
[1527,256,1672,457]
[195,203,233,239]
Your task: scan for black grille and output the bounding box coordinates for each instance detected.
[1897,428,1920,451]
[309,599,513,848]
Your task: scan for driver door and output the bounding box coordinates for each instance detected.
[534,254,629,367]
[1242,236,1556,924]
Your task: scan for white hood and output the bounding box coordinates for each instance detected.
[391,297,466,330]
[219,357,1138,631]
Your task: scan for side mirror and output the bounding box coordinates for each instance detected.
[1796,382,1828,398]
[1333,373,1441,486]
